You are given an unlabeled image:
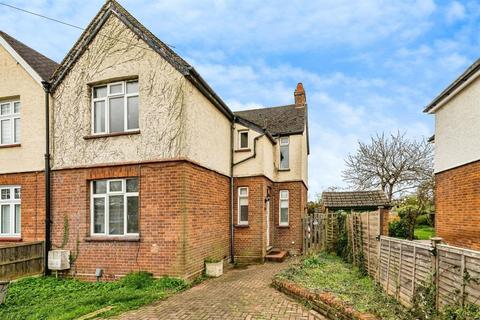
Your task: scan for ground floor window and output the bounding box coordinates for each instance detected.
[279,190,289,226]
[238,187,249,225]
[91,178,139,236]
[0,186,21,237]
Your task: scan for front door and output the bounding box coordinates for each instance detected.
[266,199,270,247]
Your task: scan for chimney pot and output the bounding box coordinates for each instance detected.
[294,83,306,107]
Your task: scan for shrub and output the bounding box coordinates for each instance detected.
[388,219,409,239]
[416,214,433,227]
[303,254,323,268]
[121,271,154,289]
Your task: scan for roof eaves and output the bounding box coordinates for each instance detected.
[424,58,480,113]
[235,116,276,144]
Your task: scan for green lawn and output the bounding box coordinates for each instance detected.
[0,272,188,320]
[277,253,409,320]
[415,225,435,240]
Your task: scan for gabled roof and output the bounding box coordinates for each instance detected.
[424,58,480,113]
[50,0,233,119]
[322,190,391,209]
[0,31,58,83]
[234,104,306,136]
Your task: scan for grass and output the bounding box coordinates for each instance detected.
[0,272,188,320]
[277,253,410,320]
[415,225,435,240]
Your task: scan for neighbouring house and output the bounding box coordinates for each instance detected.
[40,0,309,280]
[424,59,480,250]
[321,190,391,234]
[0,31,58,242]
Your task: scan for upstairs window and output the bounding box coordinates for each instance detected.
[238,131,249,149]
[0,101,20,145]
[238,187,249,225]
[279,190,289,226]
[92,80,139,134]
[279,136,289,169]
[91,178,139,236]
[0,186,21,237]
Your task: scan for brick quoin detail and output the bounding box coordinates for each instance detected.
[51,161,229,280]
[436,160,480,250]
[0,171,45,242]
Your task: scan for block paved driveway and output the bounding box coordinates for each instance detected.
[114,261,326,320]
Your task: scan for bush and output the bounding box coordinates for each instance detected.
[388,219,409,239]
[121,271,154,289]
[416,214,433,227]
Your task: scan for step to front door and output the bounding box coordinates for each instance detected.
[265,250,288,262]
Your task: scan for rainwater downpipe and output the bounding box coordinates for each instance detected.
[41,81,51,276]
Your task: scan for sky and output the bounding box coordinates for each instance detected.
[1,0,479,199]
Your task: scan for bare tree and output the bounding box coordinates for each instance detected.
[342,132,433,201]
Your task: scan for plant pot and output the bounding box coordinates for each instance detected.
[205,261,223,277]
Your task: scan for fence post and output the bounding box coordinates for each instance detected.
[431,237,443,309]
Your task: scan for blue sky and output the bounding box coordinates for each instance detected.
[1,0,478,199]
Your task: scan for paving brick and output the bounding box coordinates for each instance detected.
[114,261,325,320]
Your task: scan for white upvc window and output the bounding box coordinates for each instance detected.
[91,178,139,236]
[0,186,21,237]
[0,101,21,145]
[238,130,249,149]
[279,190,289,226]
[238,187,249,225]
[279,136,289,169]
[91,80,139,134]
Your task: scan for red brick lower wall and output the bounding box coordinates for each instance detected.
[233,176,307,262]
[273,181,307,255]
[0,171,44,242]
[436,161,480,250]
[51,161,229,280]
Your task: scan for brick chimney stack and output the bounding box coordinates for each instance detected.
[294,82,306,107]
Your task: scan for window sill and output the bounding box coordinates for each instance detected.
[0,143,21,149]
[85,236,140,242]
[234,224,249,228]
[277,168,291,172]
[83,130,140,140]
[278,225,290,229]
[235,148,251,153]
[0,237,22,242]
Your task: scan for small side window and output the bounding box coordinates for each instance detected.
[238,187,249,225]
[279,137,289,169]
[239,131,249,149]
[279,190,289,226]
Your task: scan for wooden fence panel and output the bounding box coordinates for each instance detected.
[0,241,44,281]
[303,214,325,254]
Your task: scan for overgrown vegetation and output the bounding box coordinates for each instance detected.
[0,272,188,320]
[278,252,410,320]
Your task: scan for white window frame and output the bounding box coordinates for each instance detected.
[238,130,249,150]
[279,190,289,226]
[91,80,139,135]
[238,187,249,225]
[279,136,290,170]
[90,178,139,237]
[0,100,21,145]
[0,186,21,237]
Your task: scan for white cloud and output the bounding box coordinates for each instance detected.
[446,1,466,23]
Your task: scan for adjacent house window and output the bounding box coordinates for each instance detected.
[0,101,20,145]
[91,178,139,236]
[238,187,249,225]
[279,190,289,226]
[279,137,289,169]
[92,80,139,134]
[0,186,21,237]
[238,131,249,149]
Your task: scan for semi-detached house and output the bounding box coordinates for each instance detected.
[0,0,309,280]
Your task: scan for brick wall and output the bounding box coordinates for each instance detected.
[51,160,229,280]
[233,176,272,263]
[272,181,307,255]
[233,176,307,262]
[436,160,480,250]
[0,171,44,242]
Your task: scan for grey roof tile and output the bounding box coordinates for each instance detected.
[322,190,390,209]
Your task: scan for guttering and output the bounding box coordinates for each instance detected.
[41,81,52,276]
[233,133,265,167]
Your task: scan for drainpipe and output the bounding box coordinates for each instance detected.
[233,133,265,166]
[41,81,51,276]
[230,118,235,263]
